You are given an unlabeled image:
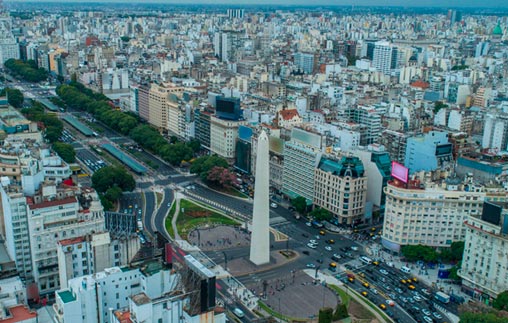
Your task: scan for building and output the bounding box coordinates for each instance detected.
[147,83,184,133]
[282,128,322,204]
[194,108,212,150]
[294,52,315,74]
[213,30,243,62]
[372,41,392,75]
[209,116,247,160]
[382,176,486,252]
[379,130,409,164]
[459,202,508,300]
[54,256,226,323]
[0,15,19,66]
[57,232,139,289]
[355,146,392,213]
[314,155,367,225]
[404,131,452,173]
[277,109,302,129]
[347,106,382,145]
[482,113,508,152]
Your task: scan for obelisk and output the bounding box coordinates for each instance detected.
[249,130,270,265]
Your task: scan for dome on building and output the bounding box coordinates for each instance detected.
[493,23,503,36]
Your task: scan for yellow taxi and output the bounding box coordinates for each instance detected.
[361,291,368,297]
[372,261,379,266]
[408,285,416,290]
[362,282,370,288]
[319,230,326,235]
[379,303,386,310]
[400,279,407,284]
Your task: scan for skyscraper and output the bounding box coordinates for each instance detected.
[250,130,270,265]
[372,41,392,75]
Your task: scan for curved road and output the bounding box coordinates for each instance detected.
[153,188,174,241]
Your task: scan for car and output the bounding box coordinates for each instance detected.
[400,279,407,284]
[409,297,415,304]
[432,312,442,319]
[362,282,369,288]
[306,222,312,227]
[400,297,408,303]
[233,308,245,318]
[379,303,386,310]
[395,288,403,294]
[386,310,394,317]
[319,230,326,235]
[306,263,316,268]
[423,316,433,323]
[422,309,431,316]
[302,250,310,255]
[414,296,422,302]
[412,306,420,312]
[379,269,389,275]
[386,300,395,307]
[307,243,317,249]
[325,246,332,251]
[315,235,321,240]
[348,277,355,283]
[421,288,431,296]
[316,258,323,264]
[331,255,341,261]
[361,291,368,297]
[309,240,318,244]
[372,289,378,294]
[326,239,335,244]
[270,202,278,208]
[350,246,359,251]
[372,261,379,266]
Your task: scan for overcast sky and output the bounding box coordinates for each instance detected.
[4,0,508,8]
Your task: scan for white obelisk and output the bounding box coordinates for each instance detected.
[249,130,270,265]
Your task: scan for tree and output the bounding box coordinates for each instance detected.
[401,244,438,262]
[493,291,508,311]
[309,208,332,222]
[91,166,135,193]
[53,142,76,163]
[459,311,508,323]
[190,155,229,180]
[104,186,123,202]
[291,196,307,214]
[205,166,236,188]
[450,241,465,262]
[0,88,24,108]
[434,101,448,114]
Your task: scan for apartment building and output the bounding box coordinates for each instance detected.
[209,116,247,160]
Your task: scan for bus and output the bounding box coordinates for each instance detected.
[360,256,373,265]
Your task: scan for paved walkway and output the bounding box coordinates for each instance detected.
[187,225,251,251]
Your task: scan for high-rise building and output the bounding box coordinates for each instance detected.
[379,130,408,164]
[347,106,382,145]
[227,9,244,19]
[0,13,19,66]
[314,155,367,225]
[294,52,315,74]
[213,30,243,62]
[372,41,392,75]
[282,128,322,204]
[209,116,247,160]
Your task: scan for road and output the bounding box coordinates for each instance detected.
[153,188,174,241]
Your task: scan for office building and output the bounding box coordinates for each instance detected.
[356,146,392,212]
[372,41,392,75]
[314,155,367,225]
[347,106,382,145]
[382,177,486,252]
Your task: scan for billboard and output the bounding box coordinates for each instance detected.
[391,161,409,183]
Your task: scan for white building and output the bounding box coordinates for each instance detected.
[382,177,486,252]
[460,202,508,299]
[482,113,508,152]
[209,116,247,160]
[372,41,392,75]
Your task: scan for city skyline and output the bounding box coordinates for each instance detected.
[4,0,508,8]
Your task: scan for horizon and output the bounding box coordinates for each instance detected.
[3,0,508,9]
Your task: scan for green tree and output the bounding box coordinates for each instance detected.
[91,166,135,193]
[493,290,508,311]
[52,142,76,163]
[190,155,229,180]
[459,311,507,323]
[450,241,465,262]
[104,186,123,202]
[291,196,307,214]
[434,101,448,114]
[309,207,332,222]
[401,245,438,262]
[318,307,333,323]
[448,263,461,280]
[0,88,24,108]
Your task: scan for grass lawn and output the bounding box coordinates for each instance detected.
[176,199,239,239]
[165,202,177,239]
[257,301,307,322]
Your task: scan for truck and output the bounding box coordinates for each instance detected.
[435,291,451,304]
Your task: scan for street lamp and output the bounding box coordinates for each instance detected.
[222,251,228,270]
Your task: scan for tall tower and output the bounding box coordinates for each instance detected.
[249,130,270,265]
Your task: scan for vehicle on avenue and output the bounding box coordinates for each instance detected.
[379,269,389,275]
[307,243,317,249]
[306,263,316,268]
[325,246,332,251]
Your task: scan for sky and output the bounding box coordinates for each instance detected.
[4,0,508,8]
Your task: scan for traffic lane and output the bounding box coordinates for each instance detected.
[153,188,174,241]
[143,191,156,237]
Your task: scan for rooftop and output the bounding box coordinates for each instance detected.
[61,115,94,136]
[101,143,147,174]
[0,305,37,323]
[57,290,76,304]
[27,196,77,210]
[130,292,151,306]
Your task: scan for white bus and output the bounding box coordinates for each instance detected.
[360,256,373,265]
